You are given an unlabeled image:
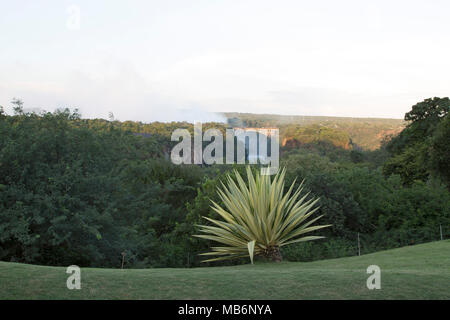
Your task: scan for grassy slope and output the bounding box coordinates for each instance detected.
[0,240,448,300]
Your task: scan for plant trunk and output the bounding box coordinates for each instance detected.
[266,246,282,262]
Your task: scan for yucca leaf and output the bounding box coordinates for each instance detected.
[247,240,256,264]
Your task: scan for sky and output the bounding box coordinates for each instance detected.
[0,0,449,122]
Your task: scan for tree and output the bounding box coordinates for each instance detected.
[430,114,450,188]
[11,98,24,114]
[383,97,449,185]
[350,149,365,163]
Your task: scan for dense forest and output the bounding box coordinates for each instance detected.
[0,97,448,268]
[225,112,405,150]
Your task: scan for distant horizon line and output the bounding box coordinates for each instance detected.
[2,105,406,123]
[91,112,406,123]
[221,111,405,121]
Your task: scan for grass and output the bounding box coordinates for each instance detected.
[0,240,449,300]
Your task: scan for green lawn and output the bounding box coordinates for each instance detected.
[0,240,449,299]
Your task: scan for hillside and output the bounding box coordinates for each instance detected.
[224,112,405,150]
[1,240,448,300]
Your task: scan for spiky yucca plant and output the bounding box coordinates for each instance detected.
[194,166,330,263]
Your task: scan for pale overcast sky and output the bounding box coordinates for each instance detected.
[0,0,449,122]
